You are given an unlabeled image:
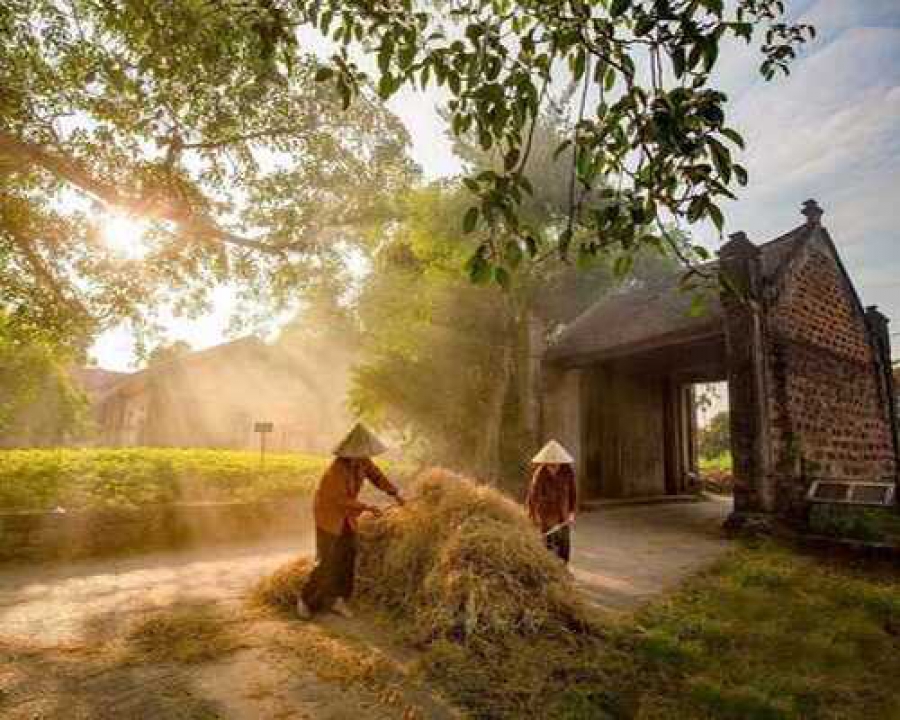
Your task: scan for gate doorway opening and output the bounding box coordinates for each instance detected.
[576,335,731,503]
[696,381,731,492]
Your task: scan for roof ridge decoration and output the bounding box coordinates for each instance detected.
[719,231,759,259]
[801,198,823,227]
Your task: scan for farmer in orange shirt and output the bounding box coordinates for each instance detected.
[297,422,403,619]
[525,440,577,564]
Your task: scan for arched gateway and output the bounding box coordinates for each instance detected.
[538,201,899,525]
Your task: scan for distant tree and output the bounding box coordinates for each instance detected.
[350,173,687,483]
[350,185,515,477]
[0,314,89,447]
[695,383,719,414]
[699,410,730,460]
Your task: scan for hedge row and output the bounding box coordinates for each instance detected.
[0,448,331,511]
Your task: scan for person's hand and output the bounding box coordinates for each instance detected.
[568,512,576,526]
[365,504,383,518]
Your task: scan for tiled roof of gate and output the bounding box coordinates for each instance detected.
[546,223,813,365]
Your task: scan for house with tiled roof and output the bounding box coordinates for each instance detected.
[92,337,350,452]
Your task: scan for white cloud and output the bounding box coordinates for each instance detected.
[717,10,900,344]
[797,0,900,39]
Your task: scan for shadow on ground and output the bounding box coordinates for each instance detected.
[0,599,460,720]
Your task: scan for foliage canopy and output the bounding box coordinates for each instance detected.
[2,1,810,443]
[1,0,812,348]
[699,409,730,460]
[1,0,415,351]
[271,0,813,283]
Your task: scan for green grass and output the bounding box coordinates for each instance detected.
[808,504,900,544]
[0,447,331,511]
[619,541,900,719]
[419,541,900,719]
[700,452,732,473]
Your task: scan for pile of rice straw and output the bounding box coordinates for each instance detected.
[255,468,595,643]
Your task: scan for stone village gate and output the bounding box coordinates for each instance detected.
[537,201,899,523]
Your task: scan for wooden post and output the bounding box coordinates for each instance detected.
[254,421,274,469]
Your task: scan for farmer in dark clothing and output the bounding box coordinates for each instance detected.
[297,422,403,620]
[525,440,578,564]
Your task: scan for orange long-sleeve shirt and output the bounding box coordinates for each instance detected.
[313,457,399,535]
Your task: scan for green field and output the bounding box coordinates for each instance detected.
[0,448,331,511]
[700,452,733,473]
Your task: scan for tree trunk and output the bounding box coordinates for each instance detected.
[480,342,513,485]
[519,310,546,454]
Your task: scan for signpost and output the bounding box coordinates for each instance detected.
[254,421,274,467]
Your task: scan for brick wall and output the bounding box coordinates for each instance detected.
[766,241,896,511]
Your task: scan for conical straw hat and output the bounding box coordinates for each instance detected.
[531,439,574,465]
[333,422,388,458]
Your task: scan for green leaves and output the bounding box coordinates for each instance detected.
[720,127,746,149]
[463,207,479,234]
[707,137,733,183]
[465,251,491,284]
[613,253,634,278]
[494,266,511,290]
[504,239,524,269]
[377,73,400,99]
[503,148,520,171]
[688,293,708,318]
[610,0,632,18]
[314,67,333,82]
[708,203,724,234]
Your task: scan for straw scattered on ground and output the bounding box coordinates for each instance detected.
[123,605,243,664]
[253,556,315,612]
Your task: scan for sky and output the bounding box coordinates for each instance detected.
[92,0,900,371]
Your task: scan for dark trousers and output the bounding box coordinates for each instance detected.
[301,525,358,612]
[545,524,571,564]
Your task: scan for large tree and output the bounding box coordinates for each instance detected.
[2,1,812,330]
[349,173,687,483]
[1,0,416,352]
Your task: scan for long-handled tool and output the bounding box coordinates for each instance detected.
[543,519,574,537]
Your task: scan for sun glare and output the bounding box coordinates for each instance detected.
[101,212,149,259]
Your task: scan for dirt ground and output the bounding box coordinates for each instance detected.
[0,497,731,719]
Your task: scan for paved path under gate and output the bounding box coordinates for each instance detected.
[0,496,732,644]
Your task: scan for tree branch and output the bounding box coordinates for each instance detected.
[0,131,283,255]
[9,229,91,319]
[179,125,311,150]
